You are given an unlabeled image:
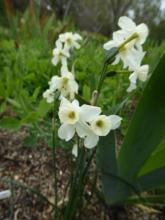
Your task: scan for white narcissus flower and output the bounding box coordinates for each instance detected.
[59,98,79,125]
[127,65,149,92]
[91,115,121,136]
[58,99,79,141]
[49,69,78,100]
[43,89,54,103]
[118,16,149,46]
[103,16,148,70]
[58,98,101,143]
[59,32,82,50]
[103,31,145,69]
[83,115,122,148]
[58,98,122,149]
[83,115,122,149]
[103,16,149,92]
[51,40,70,66]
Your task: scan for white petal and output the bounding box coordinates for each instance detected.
[118,16,136,30]
[62,46,70,57]
[73,41,81,49]
[129,72,137,84]
[80,105,101,122]
[76,122,90,138]
[56,39,62,49]
[73,33,82,40]
[108,115,122,130]
[51,56,59,66]
[69,80,78,94]
[138,65,149,82]
[49,76,62,91]
[60,97,70,106]
[59,33,65,42]
[47,97,54,103]
[58,124,75,141]
[61,64,69,75]
[127,82,137,92]
[112,55,120,65]
[136,23,149,45]
[128,50,145,71]
[61,57,67,66]
[72,144,78,157]
[120,46,145,70]
[72,99,79,107]
[43,89,54,103]
[53,48,58,56]
[103,40,116,50]
[84,134,99,149]
[113,30,127,43]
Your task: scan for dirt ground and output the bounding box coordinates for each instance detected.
[0,129,164,220]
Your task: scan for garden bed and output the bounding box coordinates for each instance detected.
[0,129,164,220]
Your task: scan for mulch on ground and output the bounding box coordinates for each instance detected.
[0,129,164,220]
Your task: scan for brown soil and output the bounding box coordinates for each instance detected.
[0,129,164,220]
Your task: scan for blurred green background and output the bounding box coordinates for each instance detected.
[0,0,164,143]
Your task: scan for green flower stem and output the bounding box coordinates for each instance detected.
[52,99,58,219]
[97,62,109,94]
[64,142,85,220]
[91,62,108,105]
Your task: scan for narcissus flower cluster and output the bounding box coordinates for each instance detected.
[43,17,149,151]
[43,32,81,103]
[43,31,122,150]
[103,16,149,92]
[58,98,122,152]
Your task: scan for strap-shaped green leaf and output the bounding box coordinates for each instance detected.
[138,141,165,176]
[118,54,165,183]
[97,132,119,203]
[135,167,165,192]
[97,131,142,204]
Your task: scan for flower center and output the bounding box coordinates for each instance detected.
[59,51,64,57]
[68,111,76,119]
[48,91,54,96]
[67,38,72,44]
[96,120,104,128]
[62,77,69,86]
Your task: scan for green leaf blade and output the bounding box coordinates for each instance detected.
[118,54,165,182]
